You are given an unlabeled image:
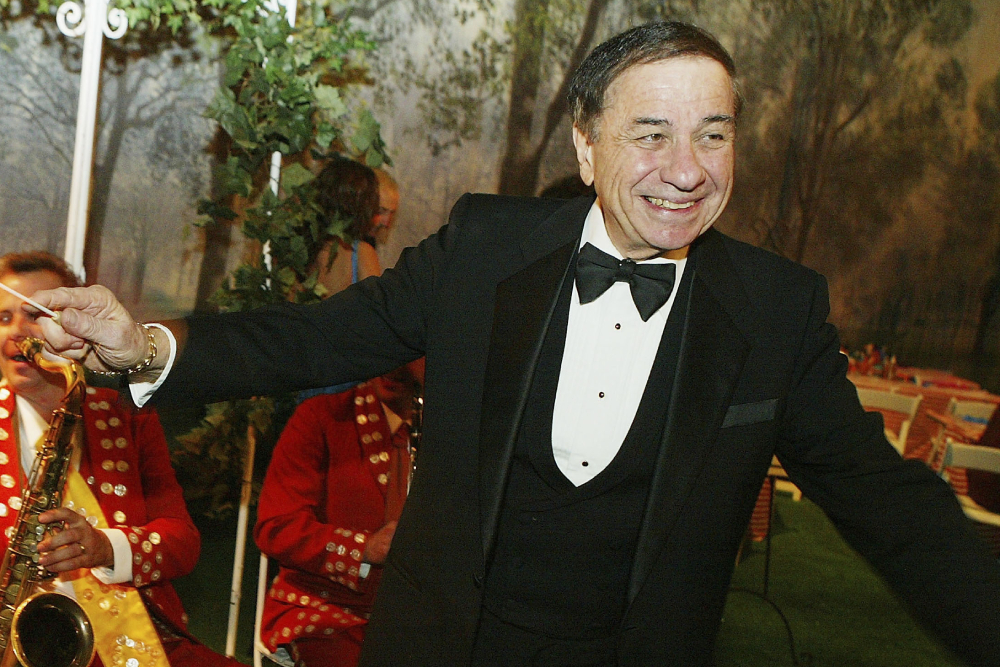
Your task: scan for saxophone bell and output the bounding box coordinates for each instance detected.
[10,592,94,667]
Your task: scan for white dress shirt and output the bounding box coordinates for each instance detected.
[551,203,686,486]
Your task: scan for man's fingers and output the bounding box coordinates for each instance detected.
[29,286,147,371]
[30,286,127,344]
[39,507,75,524]
[30,285,119,316]
[36,315,87,355]
[38,544,87,572]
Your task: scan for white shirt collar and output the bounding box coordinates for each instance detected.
[15,395,49,474]
[382,402,405,436]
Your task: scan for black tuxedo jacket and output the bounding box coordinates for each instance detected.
[157,194,1000,666]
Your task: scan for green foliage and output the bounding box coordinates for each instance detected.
[171,397,290,519]
[196,0,387,308]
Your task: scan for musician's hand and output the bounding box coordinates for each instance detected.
[28,285,151,373]
[36,507,115,572]
[362,521,397,565]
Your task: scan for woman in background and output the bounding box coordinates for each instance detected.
[311,156,382,296]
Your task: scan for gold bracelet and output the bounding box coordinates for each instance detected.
[90,324,157,376]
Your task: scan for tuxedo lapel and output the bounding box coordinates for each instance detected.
[476,197,590,564]
[627,229,752,606]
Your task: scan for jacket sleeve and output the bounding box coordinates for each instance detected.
[254,397,378,594]
[118,407,201,588]
[775,274,1000,666]
[152,195,480,408]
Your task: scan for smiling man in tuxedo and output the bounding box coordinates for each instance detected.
[30,20,1000,667]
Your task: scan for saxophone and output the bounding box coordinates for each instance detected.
[409,390,423,484]
[0,338,95,667]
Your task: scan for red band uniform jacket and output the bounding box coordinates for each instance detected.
[254,383,400,652]
[0,382,200,640]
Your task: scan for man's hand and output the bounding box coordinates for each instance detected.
[36,507,115,573]
[362,521,397,565]
[28,285,151,373]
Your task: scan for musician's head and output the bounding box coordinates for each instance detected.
[0,251,79,405]
[370,168,400,247]
[372,358,425,422]
[0,252,79,289]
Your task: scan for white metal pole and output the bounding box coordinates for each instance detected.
[226,2,297,656]
[226,422,258,657]
[57,0,127,280]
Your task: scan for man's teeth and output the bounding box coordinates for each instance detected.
[646,196,694,210]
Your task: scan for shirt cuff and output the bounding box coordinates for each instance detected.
[127,323,176,408]
[91,528,132,585]
[359,563,371,579]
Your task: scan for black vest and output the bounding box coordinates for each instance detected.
[481,250,693,639]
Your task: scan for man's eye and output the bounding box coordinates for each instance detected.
[700,130,732,145]
[0,312,11,325]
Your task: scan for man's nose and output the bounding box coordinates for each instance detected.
[658,141,706,191]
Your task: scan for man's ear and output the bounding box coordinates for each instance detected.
[572,125,595,186]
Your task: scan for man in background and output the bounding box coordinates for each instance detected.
[368,168,400,248]
[255,361,422,667]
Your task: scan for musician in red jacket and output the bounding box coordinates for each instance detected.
[0,251,239,667]
[255,361,422,667]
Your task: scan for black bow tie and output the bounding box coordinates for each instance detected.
[575,243,676,321]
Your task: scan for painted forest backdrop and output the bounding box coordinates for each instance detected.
[2,0,1000,387]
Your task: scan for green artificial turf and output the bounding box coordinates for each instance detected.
[715,494,966,667]
[174,496,970,666]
